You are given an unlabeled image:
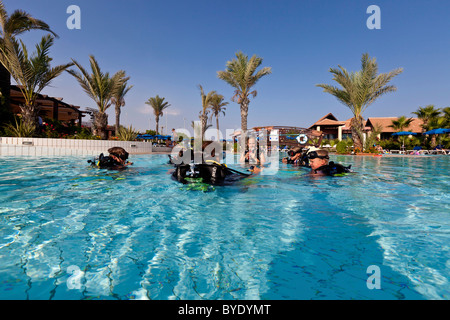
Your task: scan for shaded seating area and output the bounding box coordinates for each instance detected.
[10,85,87,125]
[136,134,172,140]
[136,134,174,147]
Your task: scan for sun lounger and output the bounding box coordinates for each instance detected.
[430,149,447,155]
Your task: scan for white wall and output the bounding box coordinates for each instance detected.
[0,137,153,156]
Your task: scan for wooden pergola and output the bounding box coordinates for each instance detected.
[9,85,88,125]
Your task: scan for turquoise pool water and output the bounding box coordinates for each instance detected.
[0,154,448,300]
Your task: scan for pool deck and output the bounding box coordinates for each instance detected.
[0,137,172,156]
[1,137,448,158]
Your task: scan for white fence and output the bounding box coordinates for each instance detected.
[0,137,154,156]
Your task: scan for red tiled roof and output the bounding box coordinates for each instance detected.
[365,117,424,133]
[314,119,346,126]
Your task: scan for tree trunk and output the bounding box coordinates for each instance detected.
[201,113,208,139]
[431,134,437,148]
[155,116,159,135]
[350,116,364,151]
[0,64,12,125]
[115,105,121,136]
[216,115,220,141]
[19,104,39,132]
[94,111,108,140]
[240,101,248,133]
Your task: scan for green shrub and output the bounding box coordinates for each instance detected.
[336,138,352,154]
[3,117,36,137]
[117,125,139,141]
[379,138,401,150]
[75,127,96,139]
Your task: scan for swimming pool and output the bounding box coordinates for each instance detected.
[0,154,448,300]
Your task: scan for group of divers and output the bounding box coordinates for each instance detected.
[88,136,353,188]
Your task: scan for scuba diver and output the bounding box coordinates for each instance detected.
[308,150,352,177]
[282,146,321,167]
[172,141,253,187]
[239,136,266,165]
[88,147,133,170]
[282,146,305,166]
[168,147,194,165]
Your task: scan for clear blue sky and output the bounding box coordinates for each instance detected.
[6,0,450,134]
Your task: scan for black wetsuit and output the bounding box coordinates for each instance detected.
[172,162,251,186]
[88,153,127,170]
[313,161,352,176]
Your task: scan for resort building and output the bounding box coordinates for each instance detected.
[9,85,88,125]
[309,113,424,141]
[365,117,424,140]
[232,126,323,148]
[308,113,353,141]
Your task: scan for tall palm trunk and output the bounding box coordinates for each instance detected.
[350,116,365,150]
[115,106,121,135]
[201,113,208,139]
[155,116,160,135]
[240,101,249,133]
[93,111,108,139]
[431,135,437,148]
[216,116,220,141]
[19,104,39,130]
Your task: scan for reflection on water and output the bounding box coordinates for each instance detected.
[0,155,448,299]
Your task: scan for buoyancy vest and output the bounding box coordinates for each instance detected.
[172,161,251,186]
[314,161,353,176]
[88,153,126,170]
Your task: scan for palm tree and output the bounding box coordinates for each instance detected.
[0,34,73,130]
[316,53,403,150]
[217,51,271,133]
[198,84,217,138]
[67,55,126,139]
[426,116,446,148]
[389,116,414,147]
[210,93,228,140]
[412,105,441,132]
[442,107,450,127]
[111,78,133,135]
[389,116,414,132]
[145,95,170,134]
[0,1,57,124]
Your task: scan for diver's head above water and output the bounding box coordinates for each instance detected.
[108,147,129,164]
[308,150,329,174]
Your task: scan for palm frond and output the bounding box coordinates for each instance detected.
[145,95,171,117]
[1,34,71,108]
[68,55,125,112]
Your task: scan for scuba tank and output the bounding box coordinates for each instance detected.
[172,160,251,186]
[282,148,310,167]
[87,153,124,169]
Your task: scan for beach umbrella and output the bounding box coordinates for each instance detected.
[391,131,417,136]
[392,131,417,149]
[424,128,450,135]
[137,134,155,140]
